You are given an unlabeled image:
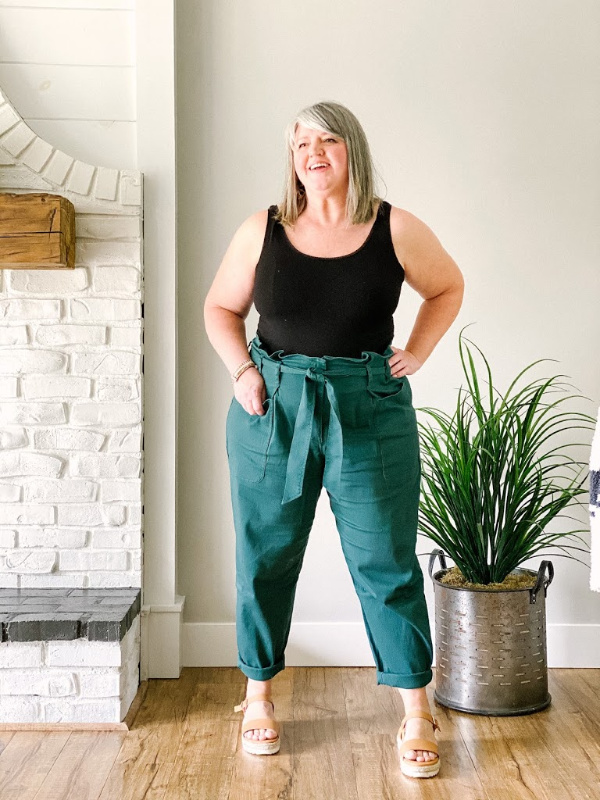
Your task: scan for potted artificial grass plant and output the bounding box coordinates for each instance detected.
[418,327,595,715]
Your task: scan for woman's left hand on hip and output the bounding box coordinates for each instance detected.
[388,346,422,377]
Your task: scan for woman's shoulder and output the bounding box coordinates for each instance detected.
[386,204,462,291]
[388,204,439,247]
[222,208,272,271]
[388,202,420,228]
[242,207,272,226]
[235,207,271,242]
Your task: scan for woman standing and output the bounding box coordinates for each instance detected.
[204,101,464,778]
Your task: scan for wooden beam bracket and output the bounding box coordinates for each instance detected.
[0,192,76,270]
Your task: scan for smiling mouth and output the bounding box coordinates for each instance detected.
[309,164,330,171]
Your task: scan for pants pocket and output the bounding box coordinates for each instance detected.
[369,373,408,401]
[226,393,276,484]
[372,377,420,489]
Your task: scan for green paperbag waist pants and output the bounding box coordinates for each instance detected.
[225,335,433,689]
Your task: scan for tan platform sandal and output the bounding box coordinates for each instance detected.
[396,710,441,778]
[233,692,281,755]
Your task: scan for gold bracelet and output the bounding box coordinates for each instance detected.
[232,359,257,382]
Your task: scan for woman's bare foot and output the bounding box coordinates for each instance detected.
[243,677,278,741]
[401,716,438,761]
[397,685,438,762]
[242,698,278,741]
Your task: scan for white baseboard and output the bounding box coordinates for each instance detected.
[182,621,600,669]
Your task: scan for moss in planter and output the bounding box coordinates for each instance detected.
[439,566,537,590]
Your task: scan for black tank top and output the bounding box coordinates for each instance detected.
[254,199,405,358]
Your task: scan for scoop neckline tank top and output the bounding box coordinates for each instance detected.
[280,202,382,261]
[253,199,405,359]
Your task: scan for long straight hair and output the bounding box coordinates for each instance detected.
[274,101,384,227]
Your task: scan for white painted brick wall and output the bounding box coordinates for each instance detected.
[0,86,143,592]
[0,487,20,503]
[1,403,67,425]
[10,268,90,293]
[22,376,92,399]
[0,299,62,320]
[0,376,18,397]
[0,617,141,723]
[56,504,127,527]
[35,325,106,346]
[0,72,142,722]
[0,329,28,347]
[70,403,141,427]
[0,452,63,477]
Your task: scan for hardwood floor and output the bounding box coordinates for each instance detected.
[0,667,599,799]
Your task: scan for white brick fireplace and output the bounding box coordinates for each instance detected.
[0,84,144,726]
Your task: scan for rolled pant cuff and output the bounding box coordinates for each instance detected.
[238,656,285,681]
[376,668,433,689]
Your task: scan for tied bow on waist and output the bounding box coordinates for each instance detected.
[281,367,344,505]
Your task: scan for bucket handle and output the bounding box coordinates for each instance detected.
[529,560,554,604]
[428,549,448,581]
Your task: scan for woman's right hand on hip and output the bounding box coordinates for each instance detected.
[234,367,267,415]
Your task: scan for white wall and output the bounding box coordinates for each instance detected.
[177,0,600,667]
[0,0,136,169]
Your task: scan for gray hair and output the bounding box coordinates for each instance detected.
[274,101,384,227]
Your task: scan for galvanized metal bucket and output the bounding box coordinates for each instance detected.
[429,549,554,716]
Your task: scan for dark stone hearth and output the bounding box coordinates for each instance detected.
[0,588,141,643]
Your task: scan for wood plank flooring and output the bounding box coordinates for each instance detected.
[0,667,598,799]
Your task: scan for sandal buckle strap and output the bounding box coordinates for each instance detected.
[399,711,441,737]
[234,693,275,713]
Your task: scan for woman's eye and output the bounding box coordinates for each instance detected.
[297,139,335,148]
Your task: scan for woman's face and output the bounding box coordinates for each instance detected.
[292,123,349,197]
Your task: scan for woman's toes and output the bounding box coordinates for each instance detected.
[405,748,436,761]
[242,699,277,741]
[244,727,277,740]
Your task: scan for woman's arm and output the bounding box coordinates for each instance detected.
[389,206,465,376]
[203,209,270,414]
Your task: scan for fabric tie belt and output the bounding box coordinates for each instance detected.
[249,337,393,506]
[281,367,344,504]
